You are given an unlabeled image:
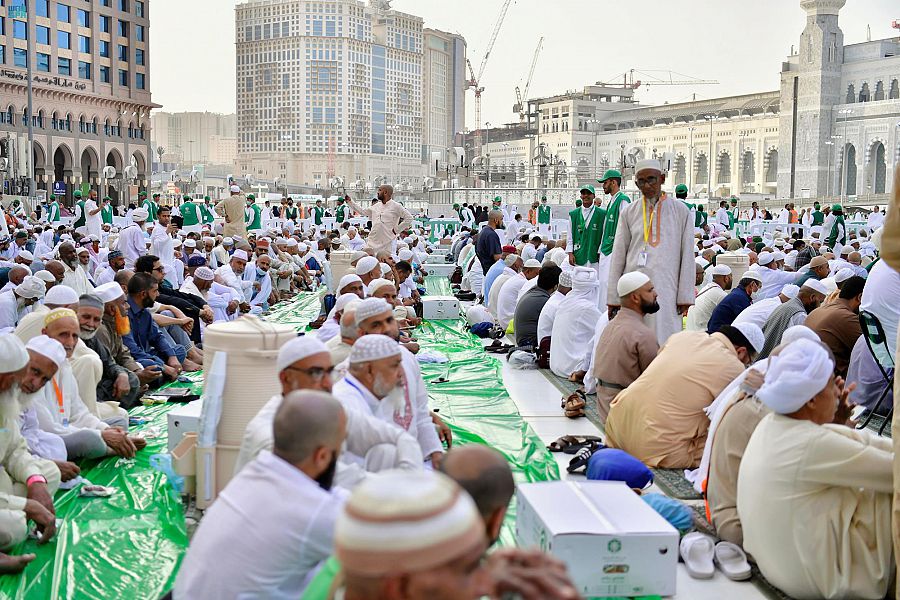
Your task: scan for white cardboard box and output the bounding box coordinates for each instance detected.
[516,481,678,598]
[421,296,461,320]
[423,263,458,277]
[166,400,204,452]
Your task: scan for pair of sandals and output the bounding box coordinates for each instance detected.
[679,533,752,581]
[485,340,515,354]
[547,435,602,454]
[561,390,587,418]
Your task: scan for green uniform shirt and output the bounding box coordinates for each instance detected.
[812,210,824,226]
[537,204,552,224]
[335,204,347,222]
[73,201,87,228]
[728,209,736,230]
[142,199,158,222]
[599,192,631,257]
[569,205,605,266]
[48,201,61,222]
[200,204,215,224]
[246,204,262,230]
[826,215,847,248]
[100,204,114,224]
[181,202,200,226]
[695,210,708,229]
[313,206,324,225]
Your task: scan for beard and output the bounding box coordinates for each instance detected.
[79,327,98,340]
[641,301,661,315]
[315,452,339,491]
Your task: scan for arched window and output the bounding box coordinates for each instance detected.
[890,80,899,100]
[874,81,885,101]
[858,83,870,103]
[846,84,855,104]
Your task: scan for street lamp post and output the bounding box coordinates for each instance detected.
[825,140,834,199]
[688,126,695,193]
[838,108,853,204]
[705,115,717,199]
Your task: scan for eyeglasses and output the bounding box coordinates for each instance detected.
[284,365,335,381]
[152,266,165,272]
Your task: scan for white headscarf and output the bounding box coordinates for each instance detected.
[756,338,834,414]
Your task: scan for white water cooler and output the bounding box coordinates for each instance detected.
[715,252,750,290]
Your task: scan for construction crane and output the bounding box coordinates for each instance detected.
[465,0,514,156]
[513,37,544,123]
[599,69,719,91]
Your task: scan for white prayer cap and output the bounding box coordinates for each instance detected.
[349,334,401,364]
[757,251,774,266]
[701,239,714,248]
[834,268,855,284]
[274,237,288,245]
[367,278,394,295]
[559,271,573,288]
[713,236,726,243]
[0,334,29,373]
[338,274,363,292]
[230,185,241,193]
[617,271,650,297]
[336,470,484,577]
[635,159,662,173]
[840,245,852,256]
[779,284,799,299]
[379,263,391,276]
[173,239,183,248]
[466,304,493,326]
[34,270,55,284]
[334,293,361,314]
[355,298,392,327]
[184,239,197,248]
[523,259,542,268]
[355,256,379,275]
[710,265,732,276]
[17,250,33,262]
[286,239,299,248]
[757,338,833,414]
[398,249,414,261]
[348,226,358,233]
[695,256,709,268]
[88,234,100,242]
[503,254,520,267]
[351,251,368,264]
[15,276,45,299]
[782,325,819,345]
[297,243,309,253]
[44,285,79,306]
[232,249,249,261]
[76,246,89,255]
[202,236,215,244]
[772,251,786,262]
[741,270,762,284]
[25,334,66,369]
[223,237,234,246]
[194,267,215,281]
[276,335,329,372]
[132,208,149,221]
[801,278,828,296]
[732,322,765,354]
[94,281,125,304]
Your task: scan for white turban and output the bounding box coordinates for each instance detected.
[355,298,391,327]
[25,334,66,369]
[356,256,379,276]
[367,278,394,296]
[338,274,363,292]
[94,281,125,304]
[782,325,819,345]
[276,335,329,373]
[0,334,29,373]
[132,208,149,221]
[194,267,215,281]
[571,266,598,289]
[756,338,834,414]
[348,334,401,364]
[15,276,45,300]
[617,271,650,297]
[635,159,662,173]
[44,285,79,306]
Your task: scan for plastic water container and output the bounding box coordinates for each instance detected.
[715,252,750,290]
[329,250,356,285]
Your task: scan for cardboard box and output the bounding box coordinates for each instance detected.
[166,400,204,452]
[423,263,458,278]
[516,481,678,598]
[421,296,460,320]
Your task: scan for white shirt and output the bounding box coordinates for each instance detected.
[550,291,601,378]
[34,362,108,437]
[715,207,731,228]
[536,290,565,342]
[756,266,798,300]
[61,263,94,296]
[174,450,342,599]
[867,211,884,231]
[732,296,782,330]
[685,282,727,331]
[117,224,146,269]
[860,259,900,356]
[521,244,538,262]
[215,264,252,298]
[0,290,25,330]
[343,235,365,251]
[85,199,102,237]
[496,273,529,330]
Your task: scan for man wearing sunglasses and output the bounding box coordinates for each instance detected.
[234,335,423,490]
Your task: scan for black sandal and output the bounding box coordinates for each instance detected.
[566,441,606,474]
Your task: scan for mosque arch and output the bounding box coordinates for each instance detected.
[858,82,870,103]
[673,154,687,186]
[716,150,732,185]
[764,148,778,183]
[694,151,709,187]
[873,81,885,101]
[846,84,855,103]
[869,141,887,194]
[890,80,899,100]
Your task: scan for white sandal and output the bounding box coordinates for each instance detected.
[679,532,716,579]
[714,541,752,581]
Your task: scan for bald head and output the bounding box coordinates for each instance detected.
[340,308,359,341]
[45,260,65,282]
[7,265,28,286]
[441,445,514,520]
[273,390,346,465]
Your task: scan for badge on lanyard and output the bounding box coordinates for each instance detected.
[637,250,648,267]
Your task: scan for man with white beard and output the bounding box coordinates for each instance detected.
[0,334,60,558]
[215,249,253,303]
[0,276,45,330]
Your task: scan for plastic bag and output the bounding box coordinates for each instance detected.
[508,350,538,370]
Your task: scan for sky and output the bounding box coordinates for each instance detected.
[150,0,898,126]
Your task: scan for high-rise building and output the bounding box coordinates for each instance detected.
[150,111,236,167]
[422,28,466,166]
[0,0,155,204]
[235,0,464,192]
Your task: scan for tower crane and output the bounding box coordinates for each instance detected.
[465,0,514,156]
[598,69,719,91]
[513,37,544,123]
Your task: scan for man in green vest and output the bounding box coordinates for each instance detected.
[728,197,738,230]
[200,196,216,225]
[567,184,605,279]
[284,199,299,223]
[245,194,263,232]
[825,204,847,253]
[100,196,114,225]
[695,204,708,231]
[143,193,158,224]
[335,196,349,224]
[811,201,825,226]
[47,194,61,224]
[598,169,632,302]
[537,195,552,236]
[180,195,201,233]
[312,199,325,226]
[71,190,87,231]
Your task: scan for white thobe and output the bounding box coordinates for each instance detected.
[859,259,900,356]
[93,266,116,286]
[867,212,884,231]
[755,266,798,300]
[0,291,26,330]
[150,226,177,286]
[715,207,730,229]
[34,362,108,438]
[215,264,252,299]
[536,290,565,342]
[316,318,340,343]
[550,291,601,378]
[685,283,727,331]
[487,269,515,318]
[732,296,781,329]
[118,224,146,269]
[343,235,364,251]
[85,200,102,238]
[496,273,528,330]
[207,282,242,322]
[738,414,893,600]
[174,450,343,600]
[460,206,475,228]
[61,263,93,295]
[344,198,413,254]
[248,269,274,313]
[521,244,538,262]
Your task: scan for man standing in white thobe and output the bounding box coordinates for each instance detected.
[149,206,177,287]
[119,208,149,269]
[344,185,413,255]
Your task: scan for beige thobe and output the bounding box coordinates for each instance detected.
[216,195,248,239]
[604,331,744,468]
[739,414,894,599]
[886,164,900,597]
[685,282,726,332]
[345,197,413,255]
[592,308,658,421]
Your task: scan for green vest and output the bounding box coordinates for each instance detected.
[247,204,262,230]
[313,206,324,225]
[100,204,114,224]
[142,199,157,222]
[569,205,605,266]
[826,215,846,247]
[285,207,299,220]
[537,204,552,224]
[200,204,215,224]
[812,210,824,226]
[695,210,708,229]
[181,202,200,226]
[335,204,347,222]
[48,201,61,222]
[599,192,630,257]
[728,209,736,229]
[300,556,340,600]
[73,201,87,228]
